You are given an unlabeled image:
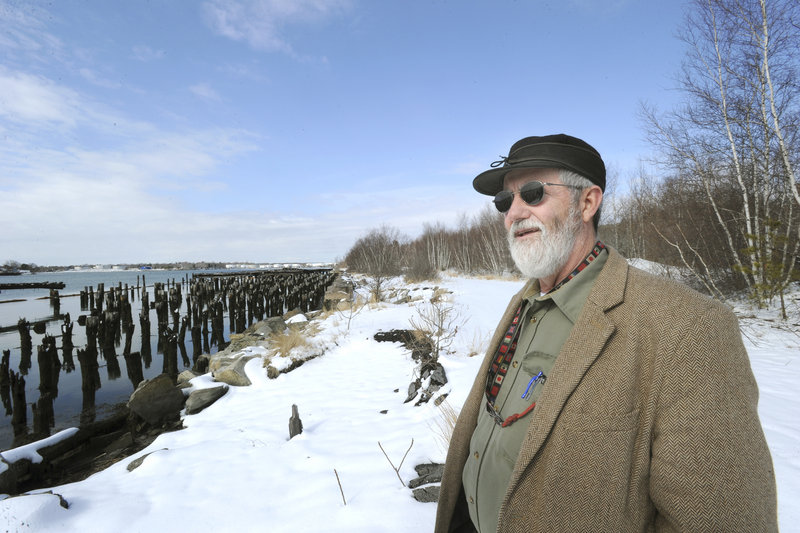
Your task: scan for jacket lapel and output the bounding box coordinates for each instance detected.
[505,249,629,490]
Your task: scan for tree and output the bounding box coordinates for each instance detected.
[343,225,406,301]
[642,0,800,312]
[2,260,21,272]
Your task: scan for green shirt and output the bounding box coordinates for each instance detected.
[462,249,608,533]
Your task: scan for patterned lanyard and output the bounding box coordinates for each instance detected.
[484,241,605,427]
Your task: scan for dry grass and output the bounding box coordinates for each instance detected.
[265,327,309,361]
[430,398,460,454]
[466,327,489,357]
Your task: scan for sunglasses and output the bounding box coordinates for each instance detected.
[493,181,581,213]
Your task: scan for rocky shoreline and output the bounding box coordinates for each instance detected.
[0,274,354,495]
[0,274,444,504]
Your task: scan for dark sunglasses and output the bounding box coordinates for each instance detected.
[493,181,581,213]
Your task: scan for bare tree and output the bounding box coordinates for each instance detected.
[642,0,800,311]
[343,225,406,301]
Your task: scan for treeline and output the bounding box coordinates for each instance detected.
[1,260,230,273]
[343,205,514,284]
[344,0,800,319]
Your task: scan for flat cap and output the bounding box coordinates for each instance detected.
[473,134,606,195]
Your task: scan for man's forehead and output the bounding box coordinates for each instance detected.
[503,167,561,187]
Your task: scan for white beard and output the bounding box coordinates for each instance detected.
[507,204,582,280]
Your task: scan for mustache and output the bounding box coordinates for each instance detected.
[508,218,545,236]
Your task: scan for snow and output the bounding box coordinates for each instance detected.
[0,274,797,532]
[0,429,80,474]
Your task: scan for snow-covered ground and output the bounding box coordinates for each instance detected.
[0,273,797,532]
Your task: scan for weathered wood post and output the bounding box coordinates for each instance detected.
[289,404,303,439]
[96,283,104,314]
[228,290,236,332]
[191,325,202,361]
[123,349,144,391]
[10,371,27,436]
[123,322,135,357]
[17,319,32,374]
[33,338,59,438]
[0,350,11,415]
[162,327,178,381]
[37,336,61,397]
[61,314,76,373]
[139,307,152,369]
[76,347,101,422]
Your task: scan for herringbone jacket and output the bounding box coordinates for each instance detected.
[434,248,778,533]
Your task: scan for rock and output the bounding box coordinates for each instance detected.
[430,364,447,386]
[392,289,410,305]
[374,329,417,345]
[409,463,444,502]
[412,485,440,503]
[409,463,444,488]
[127,448,168,472]
[128,374,185,426]
[323,276,354,311]
[185,385,229,415]
[405,380,420,403]
[283,309,303,322]
[177,369,200,387]
[288,404,303,439]
[193,354,210,374]
[212,355,257,386]
[209,317,286,361]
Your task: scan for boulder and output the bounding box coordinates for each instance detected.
[405,380,420,404]
[177,369,200,387]
[323,276,353,311]
[412,485,440,503]
[127,448,168,472]
[409,463,444,503]
[127,374,185,426]
[185,385,229,415]
[212,355,257,386]
[408,463,444,488]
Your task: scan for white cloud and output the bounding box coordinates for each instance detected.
[79,68,122,89]
[190,82,222,101]
[201,0,352,54]
[0,68,82,126]
[131,45,166,62]
[0,2,63,58]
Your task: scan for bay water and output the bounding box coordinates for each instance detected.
[0,269,231,451]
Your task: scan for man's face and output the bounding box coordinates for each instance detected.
[502,168,582,280]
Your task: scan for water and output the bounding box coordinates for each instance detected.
[0,269,230,452]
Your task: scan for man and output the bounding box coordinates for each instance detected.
[434,134,778,532]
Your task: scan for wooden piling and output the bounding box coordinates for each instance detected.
[0,350,11,415]
[10,371,27,435]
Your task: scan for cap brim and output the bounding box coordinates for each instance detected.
[473,160,573,196]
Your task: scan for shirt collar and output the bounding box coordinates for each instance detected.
[523,242,608,323]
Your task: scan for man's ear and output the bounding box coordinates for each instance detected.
[580,186,603,223]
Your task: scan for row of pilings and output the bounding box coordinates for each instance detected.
[1,268,336,449]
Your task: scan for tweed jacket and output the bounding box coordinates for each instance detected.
[434,248,778,533]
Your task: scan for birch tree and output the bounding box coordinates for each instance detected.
[642,0,800,312]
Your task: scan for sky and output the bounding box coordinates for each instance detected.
[0,0,689,266]
[0,273,797,531]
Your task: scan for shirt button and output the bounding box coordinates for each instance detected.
[512,361,518,368]
[469,496,475,504]
[474,451,479,459]
[530,316,537,323]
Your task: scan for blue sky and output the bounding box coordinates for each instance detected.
[0,0,688,265]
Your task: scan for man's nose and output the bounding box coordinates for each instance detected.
[505,191,531,223]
